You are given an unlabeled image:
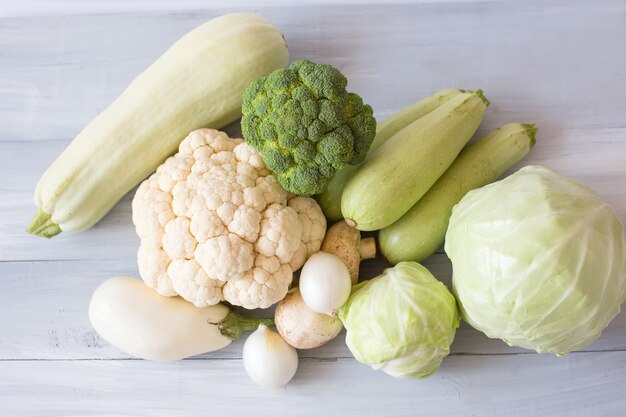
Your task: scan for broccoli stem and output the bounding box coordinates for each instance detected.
[217,309,275,341]
[27,208,62,238]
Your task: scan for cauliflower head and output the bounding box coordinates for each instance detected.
[241,59,377,196]
[132,128,327,309]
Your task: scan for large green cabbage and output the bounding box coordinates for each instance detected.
[446,165,626,354]
[338,262,459,378]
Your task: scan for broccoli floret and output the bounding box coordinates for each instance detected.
[241,59,376,196]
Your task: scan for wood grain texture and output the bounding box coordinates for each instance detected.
[1,0,517,18]
[1,0,626,415]
[3,352,626,417]
[2,256,626,361]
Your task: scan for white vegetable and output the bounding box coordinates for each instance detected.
[243,325,299,388]
[275,288,343,349]
[446,165,626,354]
[132,128,326,309]
[299,251,352,316]
[89,276,273,361]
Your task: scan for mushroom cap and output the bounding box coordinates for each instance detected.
[275,288,343,349]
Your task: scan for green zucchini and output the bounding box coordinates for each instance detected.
[28,13,288,238]
[341,90,489,231]
[379,123,537,263]
[316,89,464,221]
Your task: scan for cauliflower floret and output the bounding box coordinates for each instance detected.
[255,204,302,263]
[132,128,327,309]
[132,176,175,243]
[223,260,293,309]
[195,234,255,281]
[288,196,327,270]
[168,259,223,307]
[137,242,176,296]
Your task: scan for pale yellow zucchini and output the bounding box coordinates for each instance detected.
[379,123,537,263]
[28,13,288,238]
[341,91,488,231]
[316,89,464,221]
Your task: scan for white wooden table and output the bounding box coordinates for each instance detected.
[2,1,626,415]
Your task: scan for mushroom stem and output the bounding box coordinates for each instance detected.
[320,220,377,284]
[359,237,377,260]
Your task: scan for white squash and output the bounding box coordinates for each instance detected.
[89,276,273,361]
[29,13,289,237]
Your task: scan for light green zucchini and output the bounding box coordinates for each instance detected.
[28,13,288,238]
[341,90,489,231]
[316,89,464,221]
[379,123,537,263]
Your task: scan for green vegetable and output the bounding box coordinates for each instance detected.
[341,90,488,231]
[380,123,537,264]
[446,165,626,355]
[316,89,464,221]
[241,59,376,196]
[338,262,459,378]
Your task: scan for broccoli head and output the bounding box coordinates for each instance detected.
[241,59,376,196]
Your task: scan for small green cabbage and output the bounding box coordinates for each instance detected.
[446,165,626,355]
[338,262,459,378]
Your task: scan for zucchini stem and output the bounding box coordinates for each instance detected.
[521,123,538,147]
[27,209,62,238]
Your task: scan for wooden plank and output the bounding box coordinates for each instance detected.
[2,2,626,261]
[2,1,626,143]
[1,1,626,414]
[1,256,624,360]
[1,0,518,19]
[2,352,626,417]
[2,125,625,262]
